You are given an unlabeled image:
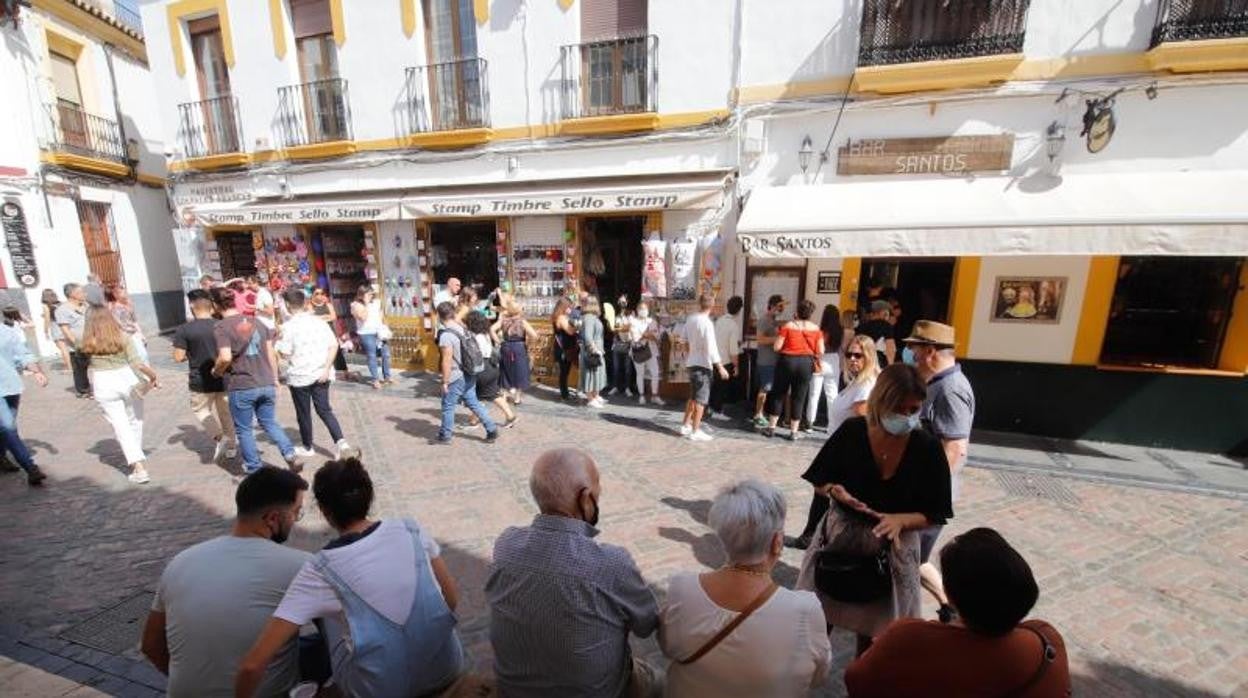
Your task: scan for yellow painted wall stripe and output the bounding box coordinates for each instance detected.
[401,0,417,37]
[840,257,862,310]
[949,257,981,358]
[1071,256,1120,365]
[330,0,346,46]
[1217,260,1248,373]
[268,0,287,59]
[474,0,489,25]
[167,0,234,77]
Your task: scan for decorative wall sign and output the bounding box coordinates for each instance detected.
[1,200,39,287]
[837,135,1015,176]
[1082,98,1116,153]
[816,270,842,294]
[990,276,1066,324]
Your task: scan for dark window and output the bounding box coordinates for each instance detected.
[1100,256,1242,369]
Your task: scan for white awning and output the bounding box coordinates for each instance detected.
[401,172,729,218]
[736,171,1248,257]
[191,194,402,227]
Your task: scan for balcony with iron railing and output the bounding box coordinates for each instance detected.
[276,78,355,158]
[1148,0,1248,72]
[559,35,658,135]
[177,95,247,169]
[853,0,1032,94]
[42,102,130,177]
[403,57,492,148]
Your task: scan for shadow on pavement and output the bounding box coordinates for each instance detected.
[971,430,1131,461]
[1073,658,1225,697]
[658,496,800,587]
[601,413,677,436]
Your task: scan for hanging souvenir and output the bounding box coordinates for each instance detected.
[698,231,723,295]
[642,237,667,298]
[668,237,698,300]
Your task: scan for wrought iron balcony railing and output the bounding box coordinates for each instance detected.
[177,95,244,159]
[858,0,1032,67]
[404,57,491,133]
[277,78,353,148]
[1151,0,1248,46]
[44,102,126,163]
[559,35,657,119]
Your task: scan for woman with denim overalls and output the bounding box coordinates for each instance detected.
[237,458,470,697]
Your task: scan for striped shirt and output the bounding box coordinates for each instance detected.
[486,514,659,698]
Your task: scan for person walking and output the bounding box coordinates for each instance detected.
[106,283,148,363]
[211,287,303,475]
[627,299,664,405]
[81,308,160,484]
[0,318,50,485]
[309,287,350,380]
[54,283,92,398]
[708,295,743,421]
[435,302,498,445]
[491,297,538,404]
[806,304,845,432]
[41,289,72,372]
[678,294,729,442]
[351,285,392,389]
[578,295,608,409]
[466,310,517,429]
[750,295,784,428]
[276,289,357,460]
[904,320,976,620]
[550,298,578,402]
[172,290,236,463]
[763,300,824,440]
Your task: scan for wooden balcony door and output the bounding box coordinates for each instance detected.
[293,0,345,142]
[190,15,237,154]
[424,0,481,130]
[579,0,648,115]
[77,201,125,287]
[50,51,89,150]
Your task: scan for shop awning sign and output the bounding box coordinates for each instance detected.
[193,200,402,226]
[402,184,724,218]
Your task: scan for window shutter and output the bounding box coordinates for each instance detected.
[49,52,82,105]
[187,14,220,35]
[291,0,333,39]
[581,0,647,41]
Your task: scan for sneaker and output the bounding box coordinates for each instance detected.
[588,398,605,409]
[293,446,316,459]
[212,439,229,462]
[751,415,768,429]
[335,440,360,459]
[650,396,666,406]
[128,468,151,485]
[26,466,47,486]
[788,429,801,442]
[689,429,713,442]
[485,431,499,443]
[284,453,304,474]
[433,435,452,445]
[637,395,646,405]
[679,423,693,437]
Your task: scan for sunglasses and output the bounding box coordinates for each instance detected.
[845,352,866,359]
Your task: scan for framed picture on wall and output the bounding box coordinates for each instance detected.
[990,276,1066,323]
[816,271,842,294]
[744,266,805,337]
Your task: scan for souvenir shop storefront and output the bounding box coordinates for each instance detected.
[178,172,733,388]
[735,171,1248,454]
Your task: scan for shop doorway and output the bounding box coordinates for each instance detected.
[429,221,499,297]
[581,216,644,307]
[858,258,955,339]
[312,226,368,324]
[214,230,258,281]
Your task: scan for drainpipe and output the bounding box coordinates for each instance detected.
[101,42,136,179]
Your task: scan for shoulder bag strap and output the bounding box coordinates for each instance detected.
[1004,623,1058,698]
[678,582,778,665]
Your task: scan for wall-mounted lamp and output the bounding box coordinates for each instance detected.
[798,136,814,174]
[1045,121,1066,162]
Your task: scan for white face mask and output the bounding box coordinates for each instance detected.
[638,308,649,319]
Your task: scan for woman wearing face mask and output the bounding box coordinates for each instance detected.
[627,300,663,405]
[794,363,952,657]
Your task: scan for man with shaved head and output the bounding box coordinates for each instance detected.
[486,448,660,697]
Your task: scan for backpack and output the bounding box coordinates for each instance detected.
[439,325,485,376]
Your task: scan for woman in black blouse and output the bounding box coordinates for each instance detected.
[795,363,953,655]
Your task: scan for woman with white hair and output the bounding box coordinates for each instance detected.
[659,479,831,696]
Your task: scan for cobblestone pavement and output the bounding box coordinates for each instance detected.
[1,337,1245,697]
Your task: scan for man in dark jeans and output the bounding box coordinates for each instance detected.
[275,289,357,460]
[54,282,91,398]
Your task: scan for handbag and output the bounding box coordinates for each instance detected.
[584,351,603,369]
[678,583,778,665]
[813,505,892,603]
[630,341,653,364]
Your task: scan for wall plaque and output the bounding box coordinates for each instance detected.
[1,201,39,287]
[837,134,1015,176]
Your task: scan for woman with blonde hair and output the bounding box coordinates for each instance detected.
[491,296,538,404]
[578,295,607,408]
[80,307,160,484]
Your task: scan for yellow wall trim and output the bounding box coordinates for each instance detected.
[330,0,346,46]
[268,0,287,59]
[1148,37,1248,74]
[840,257,863,310]
[406,128,494,149]
[1071,256,1120,365]
[136,172,168,186]
[1217,260,1248,373]
[655,109,731,129]
[853,53,1024,95]
[558,113,660,136]
[491,124,560,140]
[735,76,853,105]
[168,0,234,77]
[30,0,146,62]
[284,140,358,160]
[474,0,489,25]
[44,30,85,60]
[949,257,981,358]
[401,0,417,37]
[40,151,130,178]
[184,152,250,170]
[557,0,574,9]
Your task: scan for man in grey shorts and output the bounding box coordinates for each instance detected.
[751,294,784,428]
[905,319,976,621]
[679,294,730,442]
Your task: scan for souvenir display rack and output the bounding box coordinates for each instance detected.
[314,228,374,329]
[511,243,567,318]
[211,231,258,281]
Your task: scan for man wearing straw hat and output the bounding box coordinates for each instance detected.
[904,319,976,622]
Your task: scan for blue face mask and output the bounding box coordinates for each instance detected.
[902,346,917,366]
[881,412,921,436]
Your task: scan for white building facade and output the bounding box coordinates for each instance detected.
[0,0,182,355]
[143,0,1248,452]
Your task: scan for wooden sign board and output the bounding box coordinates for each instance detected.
[837,134,1015,176]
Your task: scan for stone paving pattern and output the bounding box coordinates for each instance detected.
[1,337,1246,697]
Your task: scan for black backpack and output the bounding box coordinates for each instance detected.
[439,325,485,376]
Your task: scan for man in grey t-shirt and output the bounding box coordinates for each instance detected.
[905,319,976,620]
[750,294,785,428]
[142,468,311,698]
[435,302,497,444]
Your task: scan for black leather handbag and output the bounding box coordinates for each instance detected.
[630,341,653,364]
[814,508,893,605]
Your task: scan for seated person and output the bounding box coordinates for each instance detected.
[237,458,467,698]
[141,467,311,697]
[659,479,831,696]
[845,527,1071,697]
[486,448,660,697]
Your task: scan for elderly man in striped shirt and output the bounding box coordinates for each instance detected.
[486,448,661,697]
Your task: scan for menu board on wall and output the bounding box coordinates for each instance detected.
[1,201,39,287]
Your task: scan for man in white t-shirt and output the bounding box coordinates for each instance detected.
[708,295,743,421]
[142,467,311,698]
[250,277,277,330]
[433,277,462,310]
[275,289,356,460]
[678,294,729,442]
